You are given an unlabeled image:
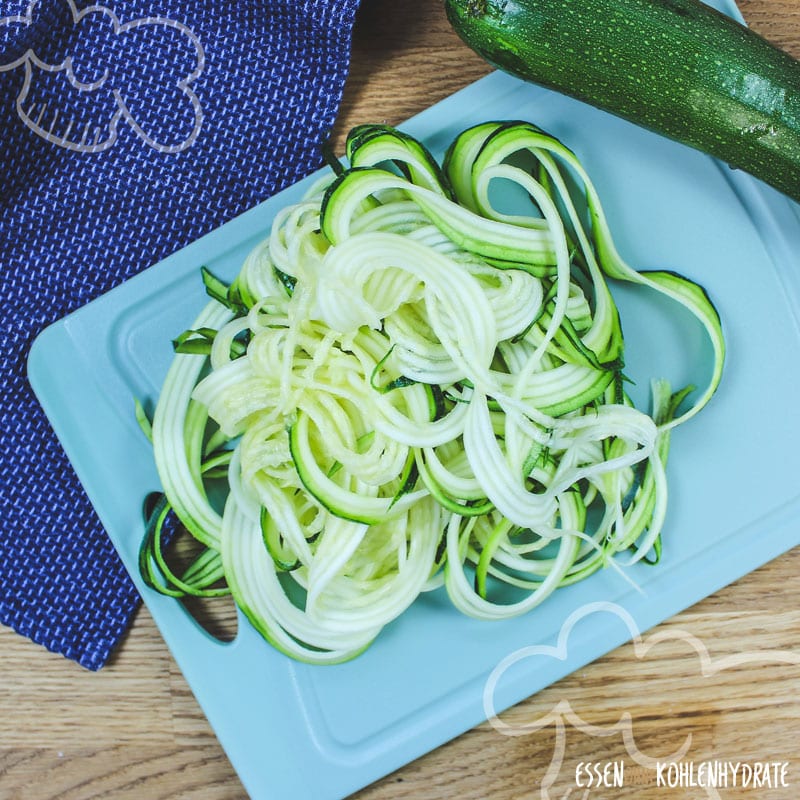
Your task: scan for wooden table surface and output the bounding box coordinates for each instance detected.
[4,2,800,799]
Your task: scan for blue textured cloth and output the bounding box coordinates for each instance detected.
[1,0,360,669]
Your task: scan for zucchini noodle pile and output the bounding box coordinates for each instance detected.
[140,121,725,663]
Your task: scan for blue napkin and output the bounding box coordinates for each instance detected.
[1,0,360,670]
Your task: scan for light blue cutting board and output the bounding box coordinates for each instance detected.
[28,3,800,797]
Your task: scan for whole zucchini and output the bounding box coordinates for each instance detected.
[445,0,800,202]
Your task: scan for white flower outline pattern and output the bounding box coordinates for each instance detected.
[0,0,204,153]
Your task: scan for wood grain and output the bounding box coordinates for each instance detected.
[3,2,800,799]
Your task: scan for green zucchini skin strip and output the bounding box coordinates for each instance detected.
[151,300,232,549]
[142,120,725,664]
[346,123,456,198]
[321,167,558,267]
[451,120,724,426]
[139,494,229,598]
[288,410,426,526]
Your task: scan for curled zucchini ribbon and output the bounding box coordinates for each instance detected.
[145,121,724,663]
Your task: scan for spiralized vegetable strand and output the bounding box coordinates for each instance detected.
[144,121,725,664]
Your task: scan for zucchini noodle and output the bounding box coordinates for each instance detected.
[141,121,725,663]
